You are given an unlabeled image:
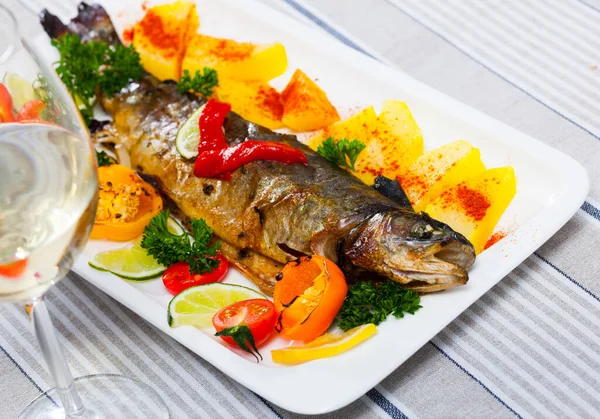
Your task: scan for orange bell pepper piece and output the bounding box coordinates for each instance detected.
[90,164,163,241]
[274,255,347,342]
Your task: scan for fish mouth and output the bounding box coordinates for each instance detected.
[392,239,476,292]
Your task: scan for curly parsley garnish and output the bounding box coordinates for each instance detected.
[141,210,220,275]
[317,137,366,171]
[96,150,112,167]
[338,281,422,331]
[51,34,143,125]
[177,68,218,97]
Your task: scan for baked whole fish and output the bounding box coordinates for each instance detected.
[42,3,476,295]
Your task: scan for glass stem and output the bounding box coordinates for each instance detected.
[29,296,86,417]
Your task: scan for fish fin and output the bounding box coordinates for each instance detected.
[41,3,121,45]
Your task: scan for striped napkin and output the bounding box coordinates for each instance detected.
[2,0,599,418]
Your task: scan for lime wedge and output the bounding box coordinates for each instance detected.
[168,283,267,328]
[3,72,37,112]
[176,103,206,159]
[88,217,185,281]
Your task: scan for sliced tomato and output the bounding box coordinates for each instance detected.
[0,259,27,279]
[0,83,15,122]
[162,255,228,295]
[212,299,277,360]
[16,99,45,122]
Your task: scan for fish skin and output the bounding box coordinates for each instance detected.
[42,4,476,294]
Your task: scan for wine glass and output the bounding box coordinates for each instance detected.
[0,5,169,418]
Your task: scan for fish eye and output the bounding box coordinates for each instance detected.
[411,223,434,239]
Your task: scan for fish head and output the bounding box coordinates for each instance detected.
[346,210,476,292]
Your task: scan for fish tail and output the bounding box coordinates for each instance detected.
[41,2,121,45]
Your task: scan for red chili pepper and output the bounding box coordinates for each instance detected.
[199,99,231,153]
[194,140,308,178]
[0,83,15,123]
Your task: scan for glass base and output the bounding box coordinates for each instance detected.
[19,374,169,419]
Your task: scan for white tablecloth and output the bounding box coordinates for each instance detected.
[2,0,599,417]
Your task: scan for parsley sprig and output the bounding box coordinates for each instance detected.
[96,150,112,167]
[338,281,422,331]
[141,210,221,274]
[317,137,366,171]
[177,68,218,97]
[51,34,143,125]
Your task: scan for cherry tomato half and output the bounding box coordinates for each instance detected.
[16,99,46,122]
[162,255,228,295]
[212,299,277,348]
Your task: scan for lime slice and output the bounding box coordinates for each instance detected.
[168,283,267,328]
[3,72,37,112]
[176,103,206,159]
[88,217,185,281]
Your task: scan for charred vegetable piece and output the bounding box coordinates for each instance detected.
[91,165,163,241]
[274,255,347,342]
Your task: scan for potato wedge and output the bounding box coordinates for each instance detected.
[182,34,287,82]
[425,167,517,253]
[281,69,340,132]
[132,1,196,81]
[213,78,284,130]
[306,106,377,151]
[400,140,486,212]
[353,100,424,184]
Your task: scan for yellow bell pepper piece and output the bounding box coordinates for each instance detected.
[271,323,377,365]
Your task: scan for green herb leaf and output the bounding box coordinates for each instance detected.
[177,68,218,97]
[51,34,143,125]
[338,281,422,331]
[215,325,262,362]
[96,150,112,167]
[316,137,366,171]
[141,210,220,275]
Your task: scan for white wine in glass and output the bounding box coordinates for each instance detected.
[0,4,169,418]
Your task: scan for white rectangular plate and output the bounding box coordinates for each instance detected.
[34,0,589,414]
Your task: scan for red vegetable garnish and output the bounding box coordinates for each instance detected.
[0,83,15,122]
[199,99,231,153]
[194,140,308,179]
[162,254,228,295]
[192,99,307,180]
[0,259,27,279]
[212,298,277,362]
[16,99,46,122]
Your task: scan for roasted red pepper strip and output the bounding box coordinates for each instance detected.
[199,99,231,153]
[194,140,308,179]
[0,83,15,123]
